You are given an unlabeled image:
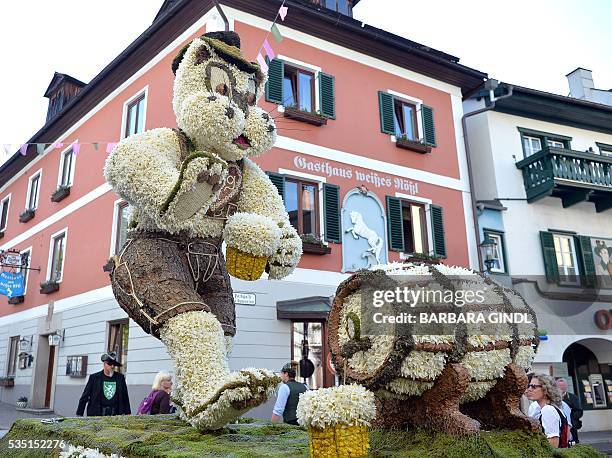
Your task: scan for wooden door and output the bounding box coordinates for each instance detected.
[44,345,55,408]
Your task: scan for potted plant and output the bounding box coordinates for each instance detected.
[40,279,60,294]
[51,184,71,202]
[404,252,443,264]
[16,396,27,408]
[300,233,332,255]
[395,135,432,154]
[19,208,35,223]
[283,105,328,126]
[0,377,15,387]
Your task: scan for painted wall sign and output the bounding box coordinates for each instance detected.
[341,188,388,272]
[233,292,256,305]
[592,237,612,288]
[0,272,24,298]
[293,155,419,195]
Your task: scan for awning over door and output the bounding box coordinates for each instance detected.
[276,296,332,320]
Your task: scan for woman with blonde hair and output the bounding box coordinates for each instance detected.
[526,374,570,448]
[137,371,173,415]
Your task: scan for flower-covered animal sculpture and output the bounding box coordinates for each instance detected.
[328,263,541,436]
[104,31,302,430]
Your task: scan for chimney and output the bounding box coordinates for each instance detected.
[43,72,87,123]
[566,67,594,101]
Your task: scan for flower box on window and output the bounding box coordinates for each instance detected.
[19,209,35,223]
[51,185,71,203]
[284,106,328,126]
[0,377,15,387]
[40,280,60,294]
[300,234,331,255]
[8,296,24,305]
[395,137,431,154]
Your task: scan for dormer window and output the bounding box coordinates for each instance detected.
[324,0,351,15]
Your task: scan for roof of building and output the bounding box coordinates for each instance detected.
[469,82,612,135]
[0,0,486,187]
[43,72,87,98]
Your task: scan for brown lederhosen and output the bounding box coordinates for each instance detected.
[107,160,244,339]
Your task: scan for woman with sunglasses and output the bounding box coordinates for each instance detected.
[526,374,569,448]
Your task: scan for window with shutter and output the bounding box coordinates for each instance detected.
[430,205,446,258]
[319,73,336,119]
[385,196,404,251]
[540,231,560,283]
[265,58,285,104]
[575,235,597,288]
[265,172,285,200]
[421,105,436,147]
[323,184,341,243]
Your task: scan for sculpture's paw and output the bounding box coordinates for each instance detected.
[179,368,280,431]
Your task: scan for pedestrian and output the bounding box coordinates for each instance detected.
[76,352,131,417]
[556,377,583,444]
[137,371,173,415]
[271,363,308,425]
[526,374,570,448]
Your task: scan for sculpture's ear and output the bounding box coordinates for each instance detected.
[172,43,191,75]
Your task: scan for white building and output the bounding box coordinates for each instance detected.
[464,70,612,431]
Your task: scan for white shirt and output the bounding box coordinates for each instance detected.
[528,401,572,428]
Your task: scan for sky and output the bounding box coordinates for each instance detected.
[0,0,610,150]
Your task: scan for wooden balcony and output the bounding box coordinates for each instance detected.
[516,147,612,212]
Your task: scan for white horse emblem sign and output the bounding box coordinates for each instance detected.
[345,211,383,267]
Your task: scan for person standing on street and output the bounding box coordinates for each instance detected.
[76,352,131,416]
[271,363,307,425]
[556,377,583,444]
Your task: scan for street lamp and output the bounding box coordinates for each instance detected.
[480,237,497,274]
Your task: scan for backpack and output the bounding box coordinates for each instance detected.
[539,404,570,448]
[137,390,163,415]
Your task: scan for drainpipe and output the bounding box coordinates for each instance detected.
[461,80,513,271]
[212,0,230,31]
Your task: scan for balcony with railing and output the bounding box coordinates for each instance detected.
[515,146,612,212]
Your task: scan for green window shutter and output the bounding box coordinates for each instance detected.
[430,205,446,258]
[540,231,560,283]
[319,73,336,119]
[575,235,597,288]
[385,196,404,252]
[265,59,284,104]
[421,105,436,147]
[378,91,395,135]
[323,184,341,243]
[265,172,285,201]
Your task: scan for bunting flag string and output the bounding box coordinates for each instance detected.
[254,1,288,73]
[0,141,123,159]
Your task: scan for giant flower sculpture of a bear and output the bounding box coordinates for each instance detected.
[104,31,302,430]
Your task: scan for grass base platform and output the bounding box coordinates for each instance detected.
[0,415,604,457]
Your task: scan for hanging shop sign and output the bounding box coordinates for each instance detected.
[0,272,24,298]
[594,309,612,330]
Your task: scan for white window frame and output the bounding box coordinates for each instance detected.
[6,335,19,377]
[552,233,580,286]
[46,228,68,283]
[25,169,43,211]
[0,193,11,232]
[120,86,148,139]
[483,231,506,274]
[18,246,32,295]
[57,144,76,188]
[109,199,132,256]
[387,90,424,144]
[547,139,565,149]
[395,193,434,258]
[522,135,542,158]
[278,168,326,241]
[276,55,321,114]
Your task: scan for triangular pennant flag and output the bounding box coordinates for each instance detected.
[92,142,99,151]
[36,144,46,156]
[256,53,269,73]
[279,5,288,21]
[52,142,64,149]
[262,39,275,60]
[106,142,117,154]
[72,143,81,155]
[271,23,283,43]
[2,144,12,156]
[19,144,28,156]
